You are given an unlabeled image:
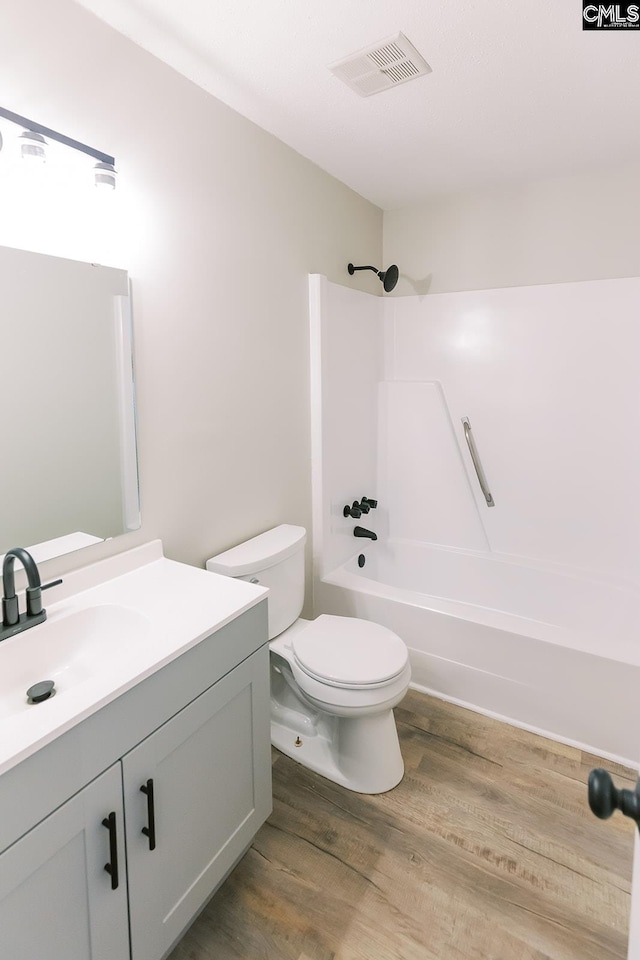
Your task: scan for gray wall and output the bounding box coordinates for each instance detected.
[0,0,382,589]
[384,164,640,295]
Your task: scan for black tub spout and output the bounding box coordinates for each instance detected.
[353,526,377,541]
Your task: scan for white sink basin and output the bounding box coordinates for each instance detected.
[0,604,151,721]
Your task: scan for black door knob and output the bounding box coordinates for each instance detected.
[588,768,640,829]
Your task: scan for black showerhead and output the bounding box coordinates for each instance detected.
[379,264,399,292]
[348,262,399,293]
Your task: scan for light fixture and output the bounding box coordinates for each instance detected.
[19,130,47,162]
[0,105,116,188]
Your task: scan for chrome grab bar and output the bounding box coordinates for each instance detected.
[461,417,495,507]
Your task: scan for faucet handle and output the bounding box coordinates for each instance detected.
[42,578,63,591]
[26,579,63,617]
[361,497,378,509]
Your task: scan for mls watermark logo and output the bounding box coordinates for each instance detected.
[583,2,640,28]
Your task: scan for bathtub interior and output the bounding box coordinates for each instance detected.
[337,539,639,653]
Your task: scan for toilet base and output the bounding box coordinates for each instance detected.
[271,707,405,794]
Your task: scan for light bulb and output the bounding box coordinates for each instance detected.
[94,161,116,190]
[19,130,46,162]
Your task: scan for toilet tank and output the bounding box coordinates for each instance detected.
[206,525,306,640]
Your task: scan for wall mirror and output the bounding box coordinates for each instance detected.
[0,245,140,561]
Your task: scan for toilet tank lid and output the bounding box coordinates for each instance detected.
[206,524,306,577]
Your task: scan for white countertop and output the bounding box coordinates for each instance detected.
[0,540,268,776]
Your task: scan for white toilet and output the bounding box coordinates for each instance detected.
[206,524,411,794]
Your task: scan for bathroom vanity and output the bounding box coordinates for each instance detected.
[0,541,271,960]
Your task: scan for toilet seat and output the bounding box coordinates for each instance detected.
[291,615,408,690]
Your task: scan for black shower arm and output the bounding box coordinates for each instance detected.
[349,265,379,274]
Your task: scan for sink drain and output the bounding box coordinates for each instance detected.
[26,680,56,704]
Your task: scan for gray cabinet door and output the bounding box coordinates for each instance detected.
[0,762,129,960]
[123,645,272,960]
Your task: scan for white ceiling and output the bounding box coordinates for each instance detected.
[77,0,640,210]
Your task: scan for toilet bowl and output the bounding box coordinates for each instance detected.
[207,525,411,794]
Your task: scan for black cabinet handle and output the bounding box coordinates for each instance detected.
[140,779,157,850]
[102,812,119,890]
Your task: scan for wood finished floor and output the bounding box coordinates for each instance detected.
[169,690,636,960]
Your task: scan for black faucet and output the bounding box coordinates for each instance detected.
[353,526,377,541]
[0,547,62,642]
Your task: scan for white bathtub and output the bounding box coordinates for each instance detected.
[316,540,640,765]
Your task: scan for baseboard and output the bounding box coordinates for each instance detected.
[408,680,639,772]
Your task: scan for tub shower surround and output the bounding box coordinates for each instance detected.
[310,274,640,765]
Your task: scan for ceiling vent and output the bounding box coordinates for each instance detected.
[329,32,431,97]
